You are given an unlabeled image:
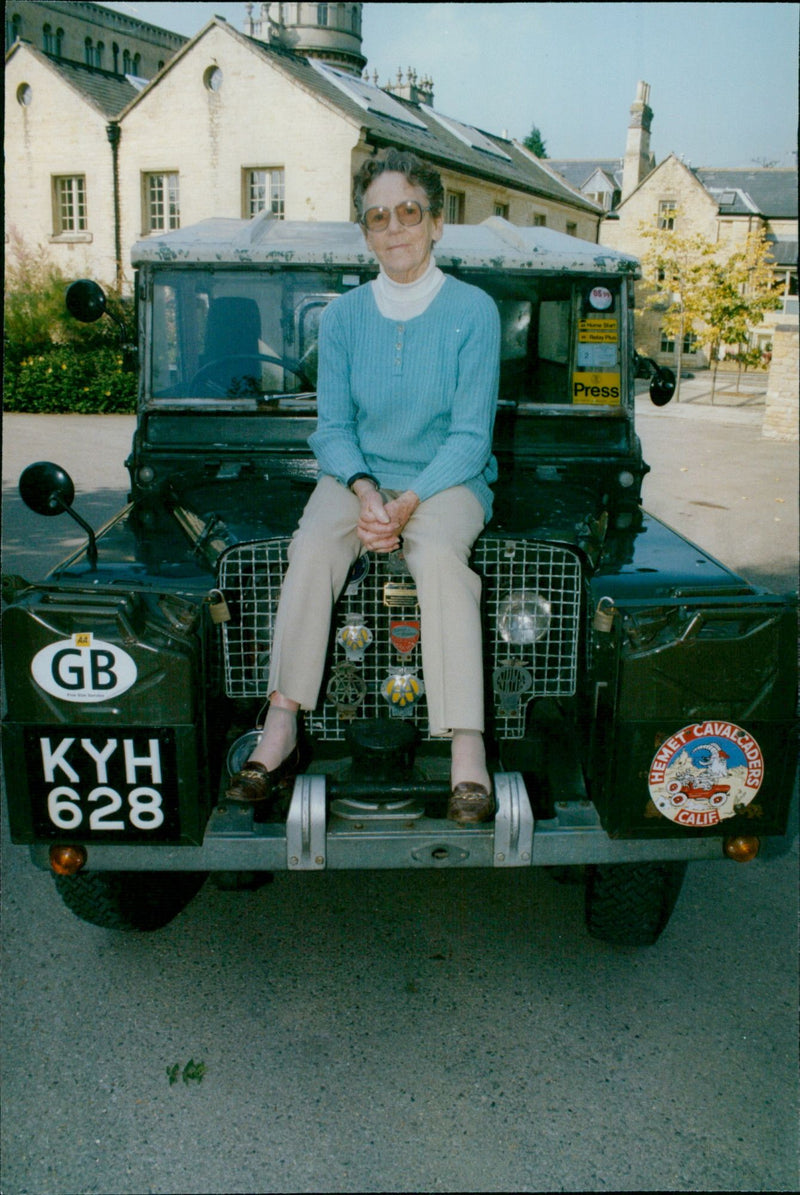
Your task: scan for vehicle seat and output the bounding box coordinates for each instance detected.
[200,297,262,389]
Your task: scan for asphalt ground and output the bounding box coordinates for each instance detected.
[1,388,798,1194]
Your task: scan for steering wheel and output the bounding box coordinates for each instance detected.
[189,352,312,396]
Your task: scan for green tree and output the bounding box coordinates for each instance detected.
[638,217,782,402]
[523,125,548,158]
[700,228,782,398]
[637,216,715,401]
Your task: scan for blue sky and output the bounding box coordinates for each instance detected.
[101,2,798,168]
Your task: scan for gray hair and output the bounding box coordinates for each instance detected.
[353,149,444,219]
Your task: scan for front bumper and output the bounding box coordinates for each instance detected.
[26,772,730,872]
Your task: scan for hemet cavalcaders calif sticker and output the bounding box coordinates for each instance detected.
[648,721,764,828]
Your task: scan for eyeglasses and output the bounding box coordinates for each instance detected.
[360,200,431,232]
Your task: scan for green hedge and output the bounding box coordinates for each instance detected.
[3,345,137,413]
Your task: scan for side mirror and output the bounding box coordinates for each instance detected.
[65,279,107,324]
[19,462,98,568]
[19,461,75,515]
[650,366,676,406]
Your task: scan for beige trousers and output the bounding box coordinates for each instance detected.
[267,475,486,735]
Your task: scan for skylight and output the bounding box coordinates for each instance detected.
[420,106,511,162]
[310,61,428,130]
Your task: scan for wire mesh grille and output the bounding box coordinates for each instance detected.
[219,537,582,740]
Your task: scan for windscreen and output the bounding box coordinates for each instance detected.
[149,268,367,402]
[148,267,627,409]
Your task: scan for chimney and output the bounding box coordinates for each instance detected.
[621,80,653,200]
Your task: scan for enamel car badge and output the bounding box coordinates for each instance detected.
[336,622,373,662]
[648,721,765,827]
[381,669,425,717]
[390,619,420,657]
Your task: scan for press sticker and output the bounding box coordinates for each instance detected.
[572,372,621,405]
[648,722,764,827]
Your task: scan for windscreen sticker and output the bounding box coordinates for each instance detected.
[572,371,621,405]
[648,722,764,827]
[31,634,137,703]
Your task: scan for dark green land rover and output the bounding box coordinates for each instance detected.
[3,216,796,942]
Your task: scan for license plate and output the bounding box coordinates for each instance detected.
[25,727,180,842]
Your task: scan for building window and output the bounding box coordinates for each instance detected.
[84,37,93,65]
[532,213,546,227]
[6,13,22,47]
[95,41,104,68]
[245,168,285,218]
[54,176,87,233]
[123,48,132,73]
[446,190,465,224]
[660,330,697,354]
[566,222,578,237]
[317,4,328,25]
[494,203,509,219]
[144,172,180,232]
[16,82,32,106]
[658,200,676,231]
[43,23,53,52]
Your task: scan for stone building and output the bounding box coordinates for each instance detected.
[599,153,797,368]
[4,0,186,78]
[4,4,601,292]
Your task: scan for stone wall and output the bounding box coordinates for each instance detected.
[762,318,799,441]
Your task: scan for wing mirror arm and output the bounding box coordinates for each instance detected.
[19,462,98,570]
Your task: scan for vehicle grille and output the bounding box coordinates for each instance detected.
[219,537,582,740]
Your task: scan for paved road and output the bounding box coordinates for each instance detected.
[1,397,798,1194]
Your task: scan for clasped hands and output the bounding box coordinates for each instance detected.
[354,483,420,553]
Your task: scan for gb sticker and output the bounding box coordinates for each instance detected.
[31,634,137,703]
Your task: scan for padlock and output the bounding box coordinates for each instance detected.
[207,589,231,624]
[593,596,615,633]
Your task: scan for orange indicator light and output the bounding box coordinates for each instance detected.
[723,835,760,863]
[49,845,88,875]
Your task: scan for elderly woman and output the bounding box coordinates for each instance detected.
[226,148,500,825]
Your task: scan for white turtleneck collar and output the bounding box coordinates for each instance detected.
[371,256,446,321]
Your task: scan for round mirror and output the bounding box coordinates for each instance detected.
[650,366,676,406]
[19,462,75,516]
[65,279,107,324]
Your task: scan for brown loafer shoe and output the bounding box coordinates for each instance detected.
[225,746,301,805]
[447,782,495,826]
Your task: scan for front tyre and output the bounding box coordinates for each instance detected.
[584,861,687,946]
[53,870,208,931]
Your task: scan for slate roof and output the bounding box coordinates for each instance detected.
[546,159,623,192]
[244,34,602,213]
[8,41,140,117]
[116,19,601,216]
[693,168,798,220]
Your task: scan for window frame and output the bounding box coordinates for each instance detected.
[51,174,90,241]
[243,167,286,219]
[143,171,181,234]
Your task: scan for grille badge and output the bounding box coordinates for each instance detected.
[326,663,367,720]
[336,622,373,662]
[390,619,420,656]
[493,660,534,713]
[381,669,425,717]
[383,580,418,607]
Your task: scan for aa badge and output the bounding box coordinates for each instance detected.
[648,721,765,828]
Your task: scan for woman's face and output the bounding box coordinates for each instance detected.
[360,171,444,284]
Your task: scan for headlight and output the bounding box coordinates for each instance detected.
[498,590,551,644]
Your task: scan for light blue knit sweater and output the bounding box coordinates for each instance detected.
[308,275,501,520]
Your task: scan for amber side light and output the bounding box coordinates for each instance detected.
[723,835,760,863]
[49,845,88,875]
